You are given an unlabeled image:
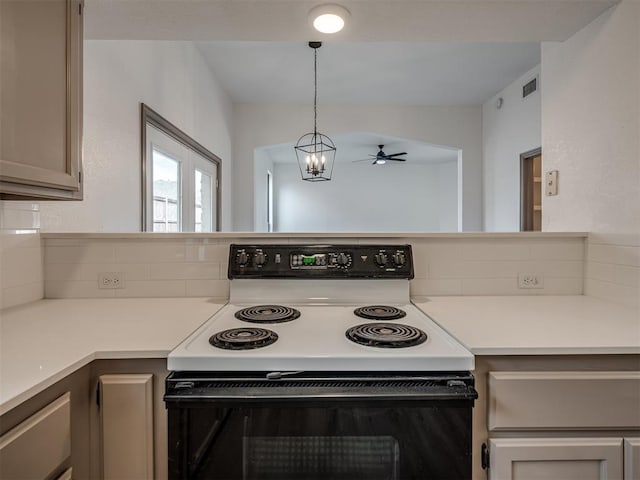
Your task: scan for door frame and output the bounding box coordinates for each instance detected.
[520,147,542,232]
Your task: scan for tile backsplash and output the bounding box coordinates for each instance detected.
[585,234,640,308]
[0,202,43,309]
[40,234,586,300]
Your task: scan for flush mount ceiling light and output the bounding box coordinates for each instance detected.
[294,42,336,182]
[309,4,350,34]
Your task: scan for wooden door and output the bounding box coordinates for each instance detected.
[520,149,542,231]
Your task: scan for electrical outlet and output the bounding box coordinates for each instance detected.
[518,273,543,289]
[98,272,124,289]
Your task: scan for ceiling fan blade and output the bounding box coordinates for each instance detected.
[385,152,407,158]
[387,158,406,162]
[352,158,373,163]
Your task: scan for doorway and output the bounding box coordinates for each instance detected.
[520,148,542,231]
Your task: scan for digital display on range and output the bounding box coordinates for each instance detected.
[291,253,327,269]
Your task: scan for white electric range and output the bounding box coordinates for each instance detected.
[168,244,473,372]
[164,244,478,480]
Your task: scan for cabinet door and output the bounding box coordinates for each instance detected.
[99,374,154,480]
[626,438,640,480]
[0,393,71,479]
[489,438,623,480]
[0,0,83,200]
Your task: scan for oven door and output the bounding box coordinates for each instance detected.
[165,372,477,480]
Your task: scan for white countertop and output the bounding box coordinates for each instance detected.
[1,295,638,417]
[414,295,640,355]
[0,298,224,416]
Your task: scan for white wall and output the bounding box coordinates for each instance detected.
[541,1,639,235]
[271,161,457,232]
[39,41,234,232]
[483,65,541,231]
[233,104,483,232]
[253,149,274,232]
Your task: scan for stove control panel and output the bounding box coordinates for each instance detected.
[228,244,414,279]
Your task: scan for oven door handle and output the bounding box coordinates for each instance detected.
[266,371,304,379]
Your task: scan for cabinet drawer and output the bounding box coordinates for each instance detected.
[0,392,71,479]
[488,372,640,431]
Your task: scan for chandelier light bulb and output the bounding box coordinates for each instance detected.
[309,4,350,34]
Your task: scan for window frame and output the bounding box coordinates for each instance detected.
[141,103,221,232]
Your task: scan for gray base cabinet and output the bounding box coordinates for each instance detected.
[485,371,640,480]
[489,437,624,480]
[98,374,154,480]
[0,393,72,479]
[626,439,640,480]
[0,0,83,200]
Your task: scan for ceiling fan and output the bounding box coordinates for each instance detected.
[353,145,407,165]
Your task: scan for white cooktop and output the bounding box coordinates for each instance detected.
[168,301,474,372]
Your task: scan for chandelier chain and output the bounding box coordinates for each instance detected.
[314,46,318,136]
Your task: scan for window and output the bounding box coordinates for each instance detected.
[141,104,220,232]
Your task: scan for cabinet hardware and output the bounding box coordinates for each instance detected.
[96,381,101,408]
[481,442,490,470]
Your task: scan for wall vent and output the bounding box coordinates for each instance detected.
[522,77,537,98]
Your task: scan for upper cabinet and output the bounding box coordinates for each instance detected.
[0,0,83,200]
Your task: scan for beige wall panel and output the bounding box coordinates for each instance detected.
[0,392,71,479]
[489,372,640,431]
[100,374,153,480]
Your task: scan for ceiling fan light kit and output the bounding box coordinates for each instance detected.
[354,145,408,165]
[309,4,350,34]
[295,42,336,182]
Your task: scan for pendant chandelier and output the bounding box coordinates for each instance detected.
[295,41,336,181]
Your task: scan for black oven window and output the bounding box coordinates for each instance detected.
[243,435,399,480]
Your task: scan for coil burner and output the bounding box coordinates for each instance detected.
[209,327,278,350]
[346,323,427,349]
[353,305,407,321]
[234,305,301,324]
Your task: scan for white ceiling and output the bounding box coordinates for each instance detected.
[83,0,616,106]
[195,41,540,105]
[84,1,617,43]
[82,0,616,161]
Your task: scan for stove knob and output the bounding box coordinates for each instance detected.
[237,252,249,266]
[254,252,267,266]
[392,252,406,267]
[336,253,349,266]
[375,252,388,266]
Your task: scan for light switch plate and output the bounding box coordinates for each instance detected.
[545,170,558,196]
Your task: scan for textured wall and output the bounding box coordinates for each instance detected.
[483,64,541,232]
[542,1,639,235]
[38,41,234,232]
